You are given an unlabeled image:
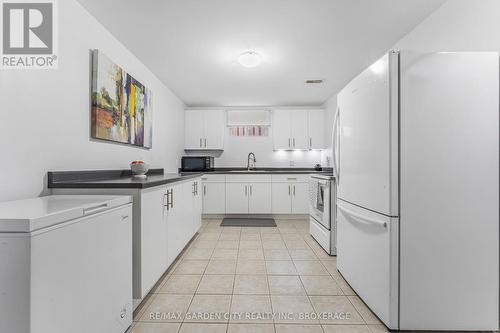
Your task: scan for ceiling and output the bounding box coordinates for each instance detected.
[77,0,446,107]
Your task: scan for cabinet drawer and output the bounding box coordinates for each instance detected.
[200,174,226,182]
[271,174,309,183]
[226,174,272,183]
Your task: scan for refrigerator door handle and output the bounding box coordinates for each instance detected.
[338,204,387,228]
[332,106,340,179]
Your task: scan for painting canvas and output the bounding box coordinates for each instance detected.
[91,50,153,148]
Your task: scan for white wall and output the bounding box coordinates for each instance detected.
[0,0,185,202]
[322,0,500,159]
[215,132,323,168]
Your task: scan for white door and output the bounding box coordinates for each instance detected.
[291,182,309,214]
[308,110,325,149]
[140,186,168,295]
[273,110,291,149]
[203,182,226,214]
[225,183,248,214]
[248,183,272,214]
[272,183,292,214]
[336,199,399,329]
[185,110,205,149]
[337,53,398,216]
[290,110,308,149]
[204,110,225,149]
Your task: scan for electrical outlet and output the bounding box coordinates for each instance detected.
[289,160,295,166]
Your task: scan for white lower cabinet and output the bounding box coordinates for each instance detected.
[248,183,272,213]
[271,175,309,214]
[140,186,169,297]
[291,182,309,214]
[226,183,249,214]
[201,175,226,214]
[201,173,315,216]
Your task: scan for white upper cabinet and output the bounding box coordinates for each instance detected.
[185,109,225,150]
[272,109,324,150]
[290,110,309,149]
[308,110,325,149]
[272,110,292,149]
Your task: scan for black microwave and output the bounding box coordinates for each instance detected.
[181,156,214,171]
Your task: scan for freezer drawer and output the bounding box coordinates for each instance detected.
[336,199,398,329]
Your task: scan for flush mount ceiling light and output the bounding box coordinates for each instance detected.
[238,51,262,68]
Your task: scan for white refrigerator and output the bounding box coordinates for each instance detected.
[335,51,499,330]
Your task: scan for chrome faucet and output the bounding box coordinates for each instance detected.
[247,152,256,170]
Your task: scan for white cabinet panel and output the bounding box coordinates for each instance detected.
[226,183,248,214]
[140,186,168,295]
[248,183,272,214]
[185,110,204,149]
[192,179,202,232]
[165,184,181,266]
[185,110,225,150]
[290,110,308,149]
[273,110,292,149]
[204,110,225,149]
[272,182,292,214]
[203,182,226,214]
[291,182,308,214]
[308,110,325,149]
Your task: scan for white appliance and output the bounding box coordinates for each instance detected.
[335,51,499,330]
[309,174,336,255]
[0,195,133,333]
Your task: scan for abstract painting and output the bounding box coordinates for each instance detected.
[91,50,152,148]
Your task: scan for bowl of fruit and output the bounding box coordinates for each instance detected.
[130,160,149,177]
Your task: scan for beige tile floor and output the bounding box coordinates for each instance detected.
[129,218,389,333]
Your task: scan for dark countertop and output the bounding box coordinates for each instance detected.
[180,167,333,175]
[48,169,203,189]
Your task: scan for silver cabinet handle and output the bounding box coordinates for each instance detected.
[203,185,206,196]
[309,137,312,148]
[293,138,295,147]
[250,185,252,196]
[245,185,247,196]
[293,185,296,196]
[121,215,129,221]
[204,138,207,147]
[199,138,202,147]
[288,138,291,148]
[287,177,297,181]
[164,192,169,208]
[171,189,174,209]
[288,185,291,196]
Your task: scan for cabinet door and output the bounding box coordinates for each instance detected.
[202,182,226,214]
[308,110,325,149]
[185,110,205,149]
[204,110,225,149]
[249,183,272,214]
[291,182,309,214]
[226,183,249,214]
[165,184,182,265]
[272,182,292,214]
[140,186,168,296]
[290,110,309,149]
[273,110,291,149]
[192,180,202,232]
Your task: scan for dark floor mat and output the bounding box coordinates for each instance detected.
[221,217,276,227]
